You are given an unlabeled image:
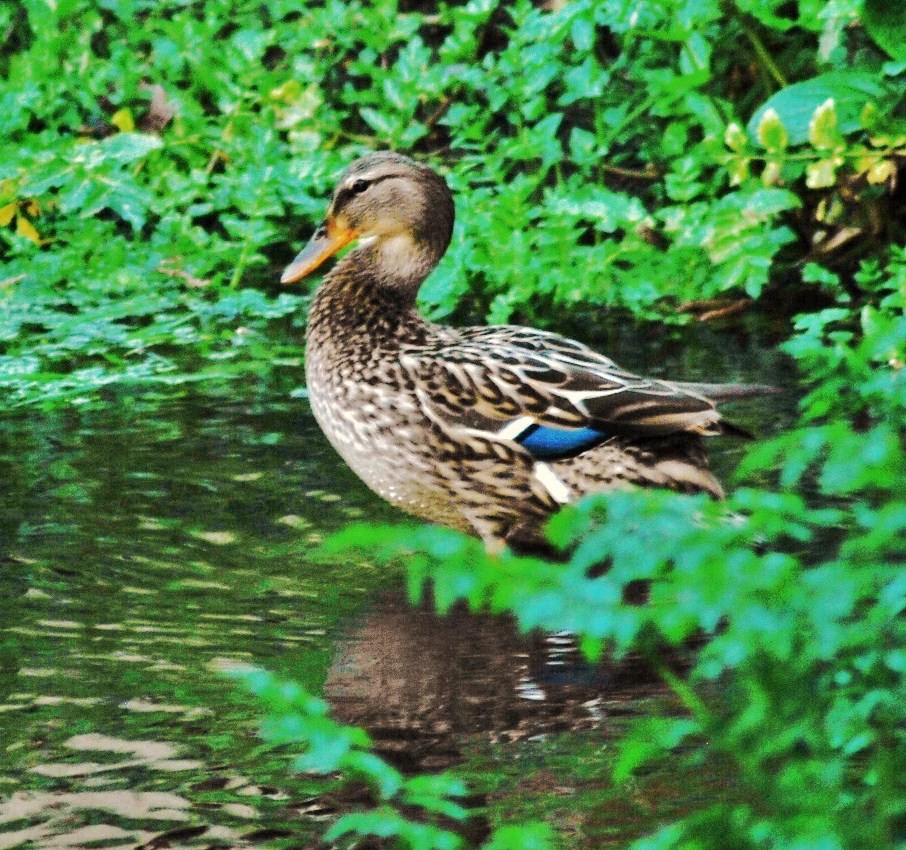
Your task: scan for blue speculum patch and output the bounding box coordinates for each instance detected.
[516,424,608,460]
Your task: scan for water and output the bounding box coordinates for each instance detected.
[0,319,794,849]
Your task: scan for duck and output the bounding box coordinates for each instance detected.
[281,151,773,552]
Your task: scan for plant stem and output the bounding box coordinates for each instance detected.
[646,649,710,725]
[745,28,788,89]
[229,233,253,289]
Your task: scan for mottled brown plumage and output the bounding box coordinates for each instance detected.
[282,152,773,551]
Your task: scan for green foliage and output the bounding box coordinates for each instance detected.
[863,0,906,62]
[3,0,904,406]
[226,665,555,850]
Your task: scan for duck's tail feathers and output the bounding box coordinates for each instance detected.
[718,419,757,440]
[674,381,779,403]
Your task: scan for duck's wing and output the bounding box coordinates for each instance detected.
[401,325,758,460]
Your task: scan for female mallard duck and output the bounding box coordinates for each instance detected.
[282,152,771,552]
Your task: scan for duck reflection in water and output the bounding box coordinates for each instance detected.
[325,592,668,774]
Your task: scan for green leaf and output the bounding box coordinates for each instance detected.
[724,122,748,152]
[345,751,404,798]
[820,425,903,494]
[360,107,395,137]
[806,157,841,189]
[96,132,164,165]
[726,155,750,185]
[755,108,789,152]
[405,773,468,800]
[568,126,599,166]
[613,718,700,783]
[570,16,594,52]
[808,98,843,149]
[748,72,885,145]
[863,0,906,61]
[325,809,404,841]
[483,822,557,850]
[326,809,464,849]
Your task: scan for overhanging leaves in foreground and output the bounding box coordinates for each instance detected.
[325,402,906,850]
[224,664,555,850]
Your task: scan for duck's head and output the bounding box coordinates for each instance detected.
[281,152,454,291]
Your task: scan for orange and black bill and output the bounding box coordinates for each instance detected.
[280,220,355,284]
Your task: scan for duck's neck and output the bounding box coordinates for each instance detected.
[307,239,441,345]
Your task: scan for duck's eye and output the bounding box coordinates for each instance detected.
[350,179,370,194]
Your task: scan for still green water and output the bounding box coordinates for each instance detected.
[0,319,794,849]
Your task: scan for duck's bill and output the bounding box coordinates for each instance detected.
[280,224,355,284]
